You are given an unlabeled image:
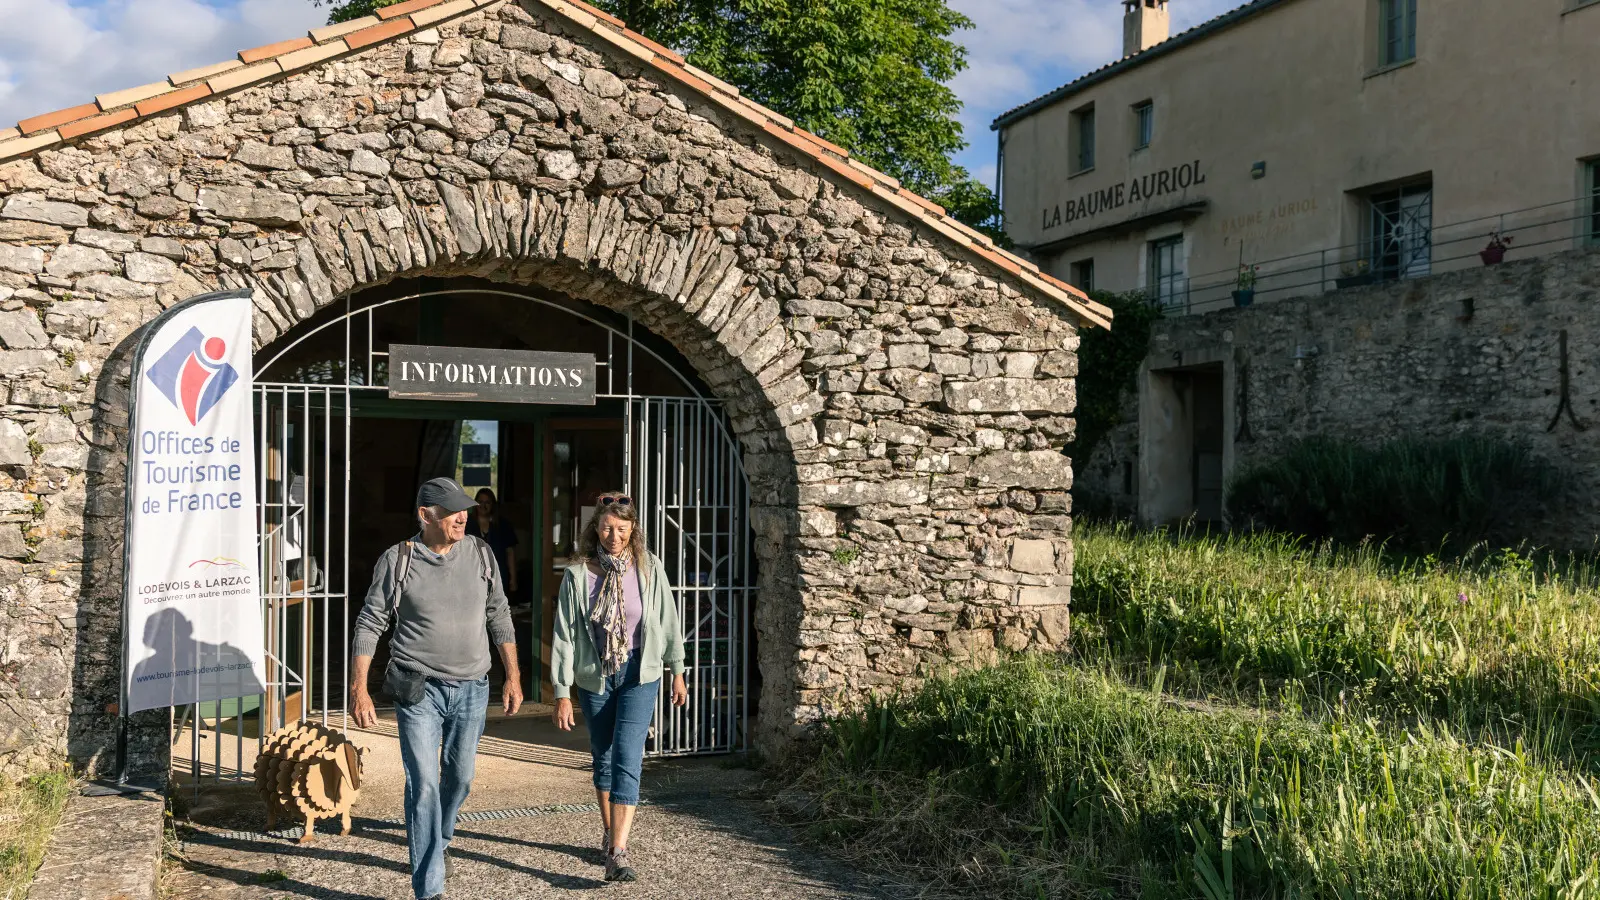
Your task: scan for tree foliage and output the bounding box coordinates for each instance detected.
[1066,290,1162,466]
[314,0,1005,239]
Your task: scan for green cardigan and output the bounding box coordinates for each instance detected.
[550,553,686,700]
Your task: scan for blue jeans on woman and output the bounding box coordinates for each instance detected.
[577,650,660,806]
[395,676,489,899]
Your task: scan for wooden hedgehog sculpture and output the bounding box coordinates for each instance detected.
[253,721,366,843]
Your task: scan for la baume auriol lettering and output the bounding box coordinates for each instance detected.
[1041,159,1207,232]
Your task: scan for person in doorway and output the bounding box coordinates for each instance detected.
[466,488,520,604]
[551,491,687,883]
[350,476,522,900]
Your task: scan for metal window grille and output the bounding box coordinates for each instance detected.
[1075,108,1096,172]
[1380,0,1417,66]
[1134,102,1154,149]
[1588,161,1600,245]
[1368,183,1432,281]
[1149,236,1186,308]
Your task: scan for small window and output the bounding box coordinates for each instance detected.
[1133,101,1154,150]
[1070,258,1095,293]
[1587,160,1600,245]
[1148,235,1186,308]
[1367,181,1432,280]
[1072,105,1096,173]
[1378,0,1417,66]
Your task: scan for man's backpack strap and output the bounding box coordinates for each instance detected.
[471,535,496,586]
[387,541,414,618]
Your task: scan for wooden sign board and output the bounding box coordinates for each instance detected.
[387,344,596,405]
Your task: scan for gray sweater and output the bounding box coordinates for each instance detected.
[351,536,517,681]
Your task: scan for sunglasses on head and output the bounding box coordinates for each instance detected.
[599,495,633,506]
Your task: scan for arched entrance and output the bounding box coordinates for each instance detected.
[179,278,756,784]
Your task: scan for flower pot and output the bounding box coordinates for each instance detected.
[1336,274,1373,289]
[1479,246,1507,265]
[1232,289,1255,308]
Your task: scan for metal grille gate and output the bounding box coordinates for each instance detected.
[175,290,754,785]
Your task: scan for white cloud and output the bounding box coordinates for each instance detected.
[947,0,1240,178]
[0,0,323,130]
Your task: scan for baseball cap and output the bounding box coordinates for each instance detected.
[416,477,475,514]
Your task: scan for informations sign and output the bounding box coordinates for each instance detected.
[124,291,265,715]
[387,344,596,405]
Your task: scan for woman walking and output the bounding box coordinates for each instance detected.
[551,492,687,883]
[466,488,519,602]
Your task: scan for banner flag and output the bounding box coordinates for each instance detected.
[124,291,264,715]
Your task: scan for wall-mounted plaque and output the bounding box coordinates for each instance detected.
[387,344,596,405]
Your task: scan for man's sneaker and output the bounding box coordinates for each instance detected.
[605,847,637,883]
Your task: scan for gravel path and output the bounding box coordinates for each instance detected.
[166,762,915,900]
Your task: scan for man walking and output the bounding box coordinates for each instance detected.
[350,477,522,900]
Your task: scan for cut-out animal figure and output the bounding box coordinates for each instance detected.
[253,721,365,844]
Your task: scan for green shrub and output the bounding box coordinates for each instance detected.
[1226,436,1559,555]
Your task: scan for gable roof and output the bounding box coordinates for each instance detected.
[0,0,1112,330]
[991,0,1294,131]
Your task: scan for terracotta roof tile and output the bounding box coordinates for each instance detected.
[347,17,418,49]
[168,60,243,86]
[412,0,479,27]
[622,29,683,64]
[135,84,213,117]
[277,40,351,73]
[0,130,59,158]
[207,60,284,94]
[58,108,138,140]
[377,0,443,19]
[97,82,172,111]
[309,16,381,43]
[18,103,99,136]
[240,37,315,64]
[0,0,1108,329]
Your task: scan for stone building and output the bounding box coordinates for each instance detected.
[994,0,1600,311]
[0,0,1105,776]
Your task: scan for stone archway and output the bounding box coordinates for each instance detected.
[0,0,1089,774]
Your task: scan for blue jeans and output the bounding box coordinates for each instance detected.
[395,676,488,899]
[577,651,659,806]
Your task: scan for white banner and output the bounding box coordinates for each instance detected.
[124,292,264,715]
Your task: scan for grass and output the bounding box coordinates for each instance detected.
[0,766,74,900]
[773,524,1600,898]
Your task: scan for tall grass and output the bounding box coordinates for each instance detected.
[1076,523,1600,763]
[0,766,73,900]
[1226,437,1559,554]
[790,660,1600,898]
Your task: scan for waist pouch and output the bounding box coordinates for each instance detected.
[383,662,428,705]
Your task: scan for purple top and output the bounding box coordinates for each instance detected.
[589,564,644,652]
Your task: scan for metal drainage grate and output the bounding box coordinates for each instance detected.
[183,801,614,844]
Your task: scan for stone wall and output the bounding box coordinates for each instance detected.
[0,0,1081,775]
[1078,247,1600,545]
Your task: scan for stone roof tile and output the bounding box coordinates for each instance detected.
[0,0,1110,329]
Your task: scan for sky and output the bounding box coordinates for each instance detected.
[0,0,1240,190]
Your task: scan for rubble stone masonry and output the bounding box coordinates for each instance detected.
[0,1,1082,775]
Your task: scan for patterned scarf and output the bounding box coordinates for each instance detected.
[588,548,632,677]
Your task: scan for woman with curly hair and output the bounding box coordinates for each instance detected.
[550,491,687,883]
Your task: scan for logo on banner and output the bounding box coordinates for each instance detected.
[146,328,240,425]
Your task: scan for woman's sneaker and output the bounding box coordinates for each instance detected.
[605,847,637,882]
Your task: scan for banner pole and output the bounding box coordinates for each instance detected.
[91,290,254,796]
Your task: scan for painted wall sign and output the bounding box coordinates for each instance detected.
[1041,159,1208,231]
[387,344,596,405]
[124,290,265,715]
[1219,197,1321,246]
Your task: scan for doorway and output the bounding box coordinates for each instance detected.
[1141,362,1227,526]
[175,280,757,786]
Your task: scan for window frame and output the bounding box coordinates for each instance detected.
[1069,258,1096,293]
[1378,0,1417,67]
[1586,160,1600,246]
[1071,105,1097,174]
[1133,100,1154,150]
[1148,235,1186,308]
[1366,181,1433,281]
